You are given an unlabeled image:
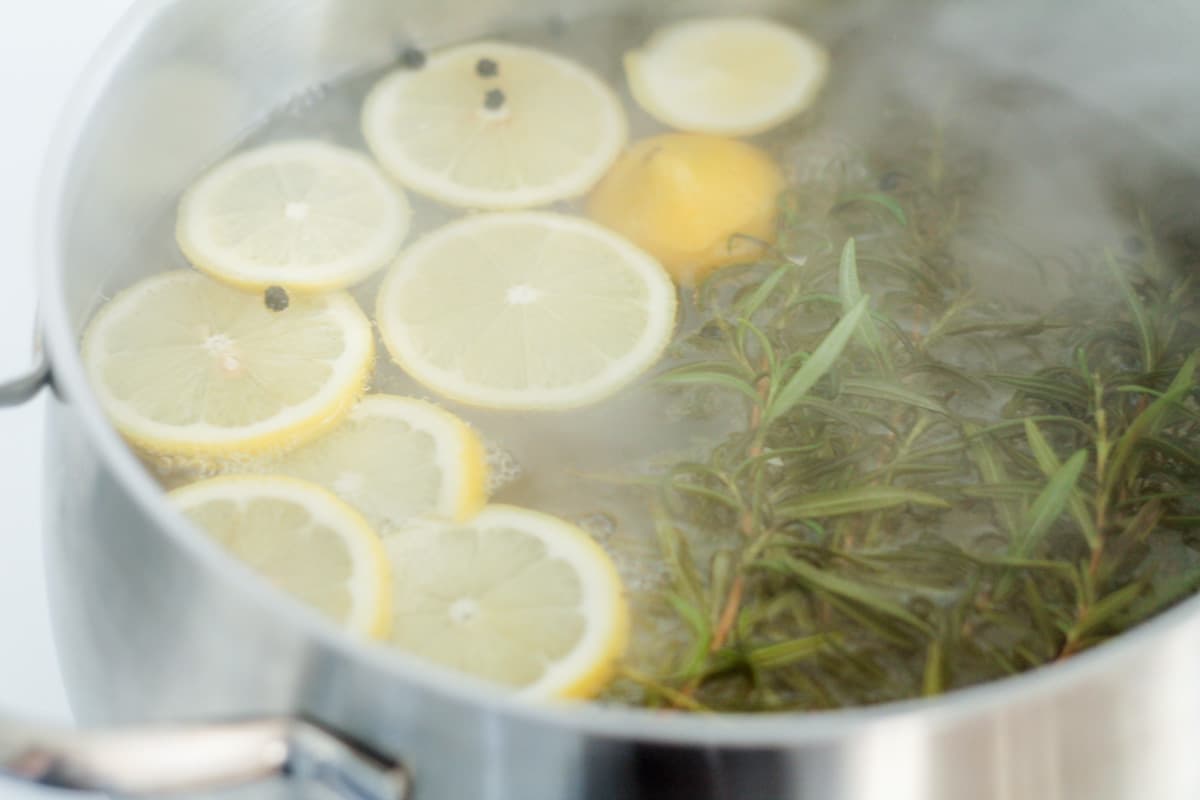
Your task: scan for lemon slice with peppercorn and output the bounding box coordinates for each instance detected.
[173,475,392,638]
[376,212,677,410]
[385,505,629,698]
[625,17,830,137]
[264,394,490,532]
[176,140,411,292]
[82,270,374,457]
[361,42,627,209]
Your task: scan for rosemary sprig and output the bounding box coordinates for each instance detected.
[602,107,1200,711]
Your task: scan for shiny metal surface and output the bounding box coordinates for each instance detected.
[31,1,1200,798]
[0,717,408,799]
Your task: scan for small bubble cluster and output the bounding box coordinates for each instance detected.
[280,83,333,116]
[484,442,523,493]
[575,511,617,541]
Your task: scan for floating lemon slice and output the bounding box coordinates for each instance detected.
[362,42,627,209]
[176,140,411,291]
[588,133,786,284]
[385,505,629,698]
[265,394,489,532]
[376,212,677,410]
[82,270,374,456]
[625,17,829,137]
[172,475,391,638]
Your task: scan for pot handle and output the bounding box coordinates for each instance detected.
[0,347,408,798]
[0,347,51,407]
[0,715,410,799]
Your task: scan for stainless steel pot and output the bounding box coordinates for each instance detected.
[4,0,1200,798]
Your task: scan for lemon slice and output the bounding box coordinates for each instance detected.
[172,475,391,638]
[176,140,411,291]
[625,17,830,137]
[376,212,677,410]
[362,42,627,209]
[265,394,489,532]
[385,505,629,698]
[82,270,374,456]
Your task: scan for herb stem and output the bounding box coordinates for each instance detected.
[710,574,746,654]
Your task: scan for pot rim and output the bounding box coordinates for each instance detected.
[37,0,1200,747]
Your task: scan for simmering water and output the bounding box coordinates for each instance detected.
[128,5,1200,710]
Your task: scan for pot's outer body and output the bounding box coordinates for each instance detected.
[39,1,1200,798]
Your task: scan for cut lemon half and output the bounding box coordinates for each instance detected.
[172,475,391,638]
[266,394,489,532]
[376,212,677,410]
[362,42,627,209]
[587,134,785,284]
[625,17,830,137]
[385,505,629,698]
[82,270,374,456]
[176,140,411,291]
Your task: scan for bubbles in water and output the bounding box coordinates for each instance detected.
[279,82,333,116]
[575,511,618,541]
[485,442,523,494]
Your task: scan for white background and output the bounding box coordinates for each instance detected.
[0,1,133,797]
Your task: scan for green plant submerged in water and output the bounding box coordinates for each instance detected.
[605,118,1200,712]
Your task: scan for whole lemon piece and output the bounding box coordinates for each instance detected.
[587,133,785,284]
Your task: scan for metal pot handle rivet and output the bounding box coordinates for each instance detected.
[0,716,410,799]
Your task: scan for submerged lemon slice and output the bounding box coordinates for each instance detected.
[266,394,489,532]
[82,270,374,456]
[376,212,677,410]
[587,133,785,284]
[362,42,627,209]
[625,17,830,137]
[173,475,392,638]
[176,140,411,291]
[385,505,629,698]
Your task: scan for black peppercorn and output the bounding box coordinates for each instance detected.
[265,286,290,312]
[399,47,426,69]
[484,88,506,111]
[476,58,499,78]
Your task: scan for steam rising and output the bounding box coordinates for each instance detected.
[775,0,1200,307]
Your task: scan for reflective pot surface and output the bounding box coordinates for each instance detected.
[37,1,1200,798]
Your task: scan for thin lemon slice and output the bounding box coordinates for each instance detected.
[385,505,629,698]
[376,212,677,410]
[625,17,830,137]
[362,42,627,209]
[176,140,411,291]
[265,394,489,532]
[82,270,374,456]
[173,475,391,638]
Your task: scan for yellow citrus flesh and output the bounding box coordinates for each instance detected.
[362,42,627,210]
[625,17,830,137]
[176,140,411,292]
[376,212,677,410]
[172,475,392,639]
[81,270,374,457]
[264,394,490,533]
[587,133,785,284]
[384,505,630,699]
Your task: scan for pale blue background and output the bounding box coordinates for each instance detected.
[0,1,133,798]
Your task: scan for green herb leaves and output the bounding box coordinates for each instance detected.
[617,118,1200,712]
